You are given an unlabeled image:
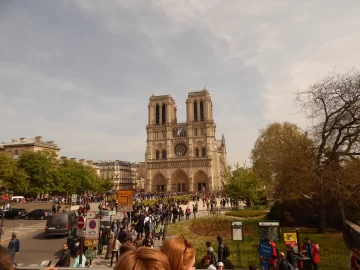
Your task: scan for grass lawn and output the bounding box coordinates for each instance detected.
[166,215,348,269]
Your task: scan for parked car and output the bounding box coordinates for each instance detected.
[25,209,53,220]
[45,212,77,238]
[4,208,27,219]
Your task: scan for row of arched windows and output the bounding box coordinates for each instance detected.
[194,100,204,122]
[155,104,166,125]
[155,150,167,160]
[195,147,207,157]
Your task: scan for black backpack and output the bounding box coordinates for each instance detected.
[223,243,230,258]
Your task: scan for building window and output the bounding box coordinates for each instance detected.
[162,104,166,124]
[156,150,160,159]
[156,105,160,125]
[195,148,199,157]
[173,127,187,138]
[162,150,167,159]
[200,100,204,121]
[174,143,187,157]
[194,101,198,121]
[194,127,198,136]
[13,150,19,160]
[202,147,206,157]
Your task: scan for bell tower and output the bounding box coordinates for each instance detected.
[186,88,213,123]
[148,94,177,126]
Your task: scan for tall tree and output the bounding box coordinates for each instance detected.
[296,70,360,231]
[223,164,266,206]
[0,153,29,194]
[251,122,315,198]
[17,150,59,197]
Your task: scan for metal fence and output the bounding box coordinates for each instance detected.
[194,248,350,270]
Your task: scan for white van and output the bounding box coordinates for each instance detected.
[12,196,26,203]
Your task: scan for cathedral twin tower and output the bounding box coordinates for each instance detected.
[145,89,227,193]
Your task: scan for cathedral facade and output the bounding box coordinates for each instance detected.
[145,89,227,193]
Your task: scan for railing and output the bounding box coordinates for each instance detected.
[193,248,350,270]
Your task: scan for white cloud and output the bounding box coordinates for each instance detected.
[1,0,360,165]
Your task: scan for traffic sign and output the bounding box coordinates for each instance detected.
[118,190,133,207]
[85,218,100,240]
[76,229,85,238]
[77,216,85,229]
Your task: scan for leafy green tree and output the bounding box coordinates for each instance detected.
[17,150,59,196]
[251,122,315,199]
[0,153,29,194]
[223,164,266,206]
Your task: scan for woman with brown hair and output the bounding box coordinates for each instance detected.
[114,246,170,270]
[160,236,196,270]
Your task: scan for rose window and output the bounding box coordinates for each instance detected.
[174,143,187,157]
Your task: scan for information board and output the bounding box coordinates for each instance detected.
[117,190,133,207]
[258,221,280,242]
[231,221,243,241]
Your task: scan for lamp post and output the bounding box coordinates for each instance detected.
[0,189,12,244]
[105,190,113,260]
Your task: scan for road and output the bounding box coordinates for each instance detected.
[0,219,65,266]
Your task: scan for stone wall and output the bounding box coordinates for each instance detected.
[345,220,360,247]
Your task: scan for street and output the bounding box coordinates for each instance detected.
[1,219,65,266]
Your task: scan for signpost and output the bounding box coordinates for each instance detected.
[117,190,133,207]
[231,221,243,268]
[258,221,280,242]
[77,216,85,229]
[77,216,86,266]
[85,218,100,240]
[118,189,133,226]
[71,194,77,204]
[283,231,299,253]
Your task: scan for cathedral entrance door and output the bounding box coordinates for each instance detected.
[177,183,186,192]
[197,183,206,192]
[171,169,189,193]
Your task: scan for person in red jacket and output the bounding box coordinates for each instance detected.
[269,240,279,269]
[301,237,319,270]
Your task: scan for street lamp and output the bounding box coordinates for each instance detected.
[105,190,114,260]
[0,189,12,244]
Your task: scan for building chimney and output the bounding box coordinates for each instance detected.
[79,159,85,164]
[60,156,68,160]
[86,160,93,166]
[70,158,77,161]
[20,137,25,141]
[35,136,42,143]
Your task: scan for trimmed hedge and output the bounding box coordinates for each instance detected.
[225,210,268,218]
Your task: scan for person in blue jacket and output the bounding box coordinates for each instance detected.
[8,233,20,266]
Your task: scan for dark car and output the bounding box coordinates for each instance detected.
[25,209,53,220]
[45,211,77,238]
[4,208,27,219]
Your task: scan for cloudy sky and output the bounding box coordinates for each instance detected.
[1,0,360,165]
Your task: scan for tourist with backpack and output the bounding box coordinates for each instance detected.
[216,236,230,263]
[206,241,217,266]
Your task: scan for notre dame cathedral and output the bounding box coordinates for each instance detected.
[144,89,227,193]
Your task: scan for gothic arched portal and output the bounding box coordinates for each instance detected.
[152,173,167,192]
[171,169,189,192]
[193,170,208,192]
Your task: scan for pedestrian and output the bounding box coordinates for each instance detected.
[110,235,120,267]
[216,236,225,263]
[55,243,71,267]
[8,233,20,266]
